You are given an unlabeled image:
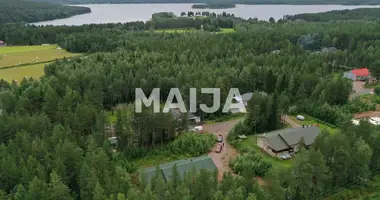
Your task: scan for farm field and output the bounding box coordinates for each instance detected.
[151,28,236,34]
[0,45,80,82]
[0,63,48,82]
[0,44,80,69]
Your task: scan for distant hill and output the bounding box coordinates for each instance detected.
[0,0,91,25]
[25,0,380,5]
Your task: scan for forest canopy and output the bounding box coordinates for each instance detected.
[25,0,380,5]
[0,0,91,24]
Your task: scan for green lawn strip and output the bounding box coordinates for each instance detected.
[218,28,236,34]
[289,115,339,134]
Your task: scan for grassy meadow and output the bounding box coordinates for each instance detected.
[0,45,80,82]
[150,28,236,34]
[0,63,48,82]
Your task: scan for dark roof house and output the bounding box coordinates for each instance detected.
[140,156,217,183]
[257,126,320,157]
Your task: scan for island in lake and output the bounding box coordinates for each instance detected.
[192,3,236,9]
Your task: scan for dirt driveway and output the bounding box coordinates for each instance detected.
[351,81,373,99]
[354,111,380,119]
[203,119,241,180]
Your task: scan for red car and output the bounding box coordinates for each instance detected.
[215,144,223,153]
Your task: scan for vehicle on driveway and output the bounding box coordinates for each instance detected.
[217,134,223,143]
[280,154,292,160]
[215,144,223,153]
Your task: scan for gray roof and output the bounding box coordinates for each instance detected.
[321,47,338,53]
[258,126,320,151]
[140,156,217,183]
[241,92,253,101]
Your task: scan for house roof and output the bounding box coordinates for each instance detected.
[233,92,253,102]
[321,47,338,52]
[351,68,370,77]
[140,156,217,183]
[0,41,4,44]
[258,126,320,151]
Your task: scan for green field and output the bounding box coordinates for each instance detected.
[218,28,236,34]
[0,45,80,82]
[0,63,48,82]
[150,28,236,34]
[0,45,80,69]
[0,45,55,54]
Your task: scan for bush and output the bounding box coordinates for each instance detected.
[231,150,272,177]
[374,86,380,95]
[168,133,216,156]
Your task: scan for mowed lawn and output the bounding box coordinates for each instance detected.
[0,45,80,69]
[0,63,48,82]
[234,135,294,169]
[289,115,339,134]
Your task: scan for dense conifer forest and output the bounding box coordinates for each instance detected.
[285,7,380,21]
[25,0,380,5]
[2,7,380,200]
[0,0,91,24]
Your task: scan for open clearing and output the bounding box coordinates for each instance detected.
[151,28,236,34]
[0,45,80,69]
[289,115,339,134]
[0,45,80,82]
[0,63,48,82]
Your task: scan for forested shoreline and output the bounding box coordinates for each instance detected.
[0,0,91,25]
[23,0,380,4]
[285,7,380,21]
[2,7,380,200]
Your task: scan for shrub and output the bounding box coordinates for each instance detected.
[374,86,380,95]
[168,133,216,156]
[231,150,272,177]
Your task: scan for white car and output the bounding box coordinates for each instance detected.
[280,154,292,160]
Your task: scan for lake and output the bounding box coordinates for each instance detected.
[32,4,379,26]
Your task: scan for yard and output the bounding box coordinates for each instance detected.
[234,135,293,169]
[289,115,339,134]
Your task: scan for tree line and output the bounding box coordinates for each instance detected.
[284,7,380,22]
[0,0,91,25]
[1,10,380,200]
[24,0,380,5]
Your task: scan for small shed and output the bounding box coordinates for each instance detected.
[0,40,5,47]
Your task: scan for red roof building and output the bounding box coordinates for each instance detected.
[344,68,371,81]
[351,68,370,77]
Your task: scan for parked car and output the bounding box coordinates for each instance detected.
[217,134,223,143]
[215,144,223,153]
[188,126,204,133]
[280,154,292,160]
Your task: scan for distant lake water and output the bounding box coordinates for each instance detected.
[32,4,380,26]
